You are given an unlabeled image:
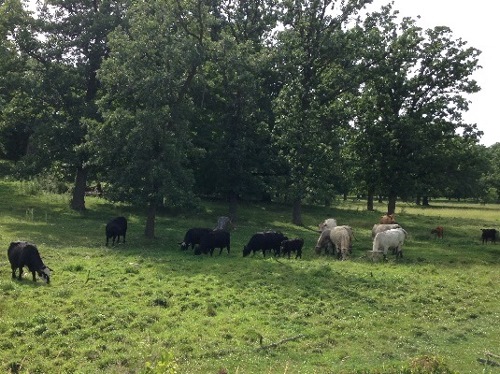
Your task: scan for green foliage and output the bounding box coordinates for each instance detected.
[90,0,206,218]
[272,0,371,222]
[351,4,482,211]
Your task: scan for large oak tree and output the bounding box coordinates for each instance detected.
[352,4,481,214]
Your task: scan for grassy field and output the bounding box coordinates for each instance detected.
[0,180,498,373]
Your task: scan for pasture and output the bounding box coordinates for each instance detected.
[0,181,498,373]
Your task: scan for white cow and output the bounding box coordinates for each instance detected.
[372,228,408,259]
[371,223,402,239]
[330,226,354,260]
[315,225,353,260]
[318,218,337,232]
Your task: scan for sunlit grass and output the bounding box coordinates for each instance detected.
[0,181,498,373]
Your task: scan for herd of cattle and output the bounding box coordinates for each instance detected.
[6,214,498,284]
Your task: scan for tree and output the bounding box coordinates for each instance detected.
[91,0,209,238]
[4,0,128,209]
[189,0,279,219]
[272,0,371,225]
[483,143,500,202]
[352,4,481,214]
[0,0,37,162]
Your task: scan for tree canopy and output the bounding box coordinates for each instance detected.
[0,0,492,234]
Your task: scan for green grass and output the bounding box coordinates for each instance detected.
[0,180,499,373]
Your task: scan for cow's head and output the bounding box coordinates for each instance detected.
[38,266,52,284]
[243,246,251,257]
[179,241,188,250]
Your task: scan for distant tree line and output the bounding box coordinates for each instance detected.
[0,0,496,237]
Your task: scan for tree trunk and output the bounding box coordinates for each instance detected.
[422,196,430,206]
[229,191,238,222]
[367,190,374,211]
[415,195,421,205]
[70,166,87,211]
[144,202,156,239]
[292,198,303,226]
[387,195,397,215]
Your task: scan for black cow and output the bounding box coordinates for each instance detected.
[195,230,230,256]
[243,231,288,257]
[179,227,212,251]
[280,238,304,259]
[8,241,52,283]
[481,228,497,244]
[106,216,128,246]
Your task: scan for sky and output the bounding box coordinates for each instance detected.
[366,0,498,147]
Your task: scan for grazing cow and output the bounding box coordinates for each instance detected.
[280,238,304,259]
[379,214,396,224]
[196,230,230,256]
[214,216,234,231]
[315,229,334,255]
[105,216,128,246]
[179,228,212,251]
[431,226,444,239]
[372,228,408,259]
[318,218,337,232]
[8,241,51,283]
[315,226,353,260]
[481,228,497,244]
[243,231,288,257]
[330,226,354,260]
[372,224,402,239]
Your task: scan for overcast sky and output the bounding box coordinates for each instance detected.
[366,0,498,147]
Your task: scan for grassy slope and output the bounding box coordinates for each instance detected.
[0,181,498,373]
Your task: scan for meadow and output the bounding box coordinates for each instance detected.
[0,180,498,374]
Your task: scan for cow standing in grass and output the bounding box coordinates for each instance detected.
[431,226,444,239]
[372,228,408,259]
[243,231,288,257]
[8,241,51,283]
[280,238,304,259]
[196,230,230,256]
[179,228,212,251]
[106,216,128,246]
[481,228,497,244]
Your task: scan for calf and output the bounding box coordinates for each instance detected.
[196,230,230,256]
[481,228,497,244]
[243,231,288,257]
[431,226,444,239]
[179,227,212,251]
[8,241,51,283]
[280,238,304,259]
[106,216,128,246]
